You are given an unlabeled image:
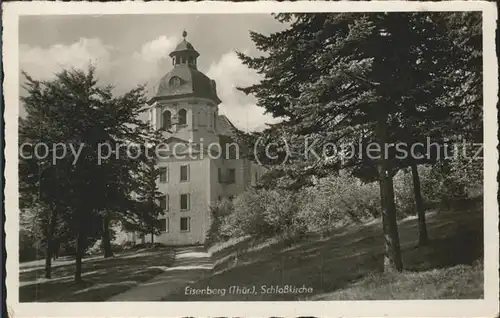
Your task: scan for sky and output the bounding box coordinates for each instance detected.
[19,14,287,132]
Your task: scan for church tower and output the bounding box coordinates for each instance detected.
[148,31,221,146]
[138,31,266,246]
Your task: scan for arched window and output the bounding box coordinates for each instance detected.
[162,110,172,129]
[178,109,187,125]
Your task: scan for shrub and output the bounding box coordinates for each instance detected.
[206,189,307,245]
[230,190,272,236]
[87,239,103,255]
[393,169,417,218]
[298,172,381,232]
[258,189,307,242]
[419,144,483,208]
[228,189,294,238]
[206,199,235,245]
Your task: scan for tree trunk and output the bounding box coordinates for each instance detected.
[75,228,83,284]
[53,239,59,260]
[44,242,53,279]
[149,196,155,246]
[411,162,429,246]
[44,207,58,279]
[102,213,113,258]
[376,110,403,273]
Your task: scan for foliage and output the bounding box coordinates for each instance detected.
[420,144,483,207]
[236,12,482,271]
[391,169,417,217]
[19,197,48,261]
[19,229,44,262]
[206,199,235,245]
[298,172,380,232]
[206,189,306,244]
[206,158,479,246]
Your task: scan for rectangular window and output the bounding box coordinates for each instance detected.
[180,217,190,232]
[218,168,223,183]
[159,218,168,232]
[227,169,236,184]
[180,194,190,211]
[158,196,167,211]
[159,167,168,183]
[180,165,189,181]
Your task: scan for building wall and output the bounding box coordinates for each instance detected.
[150,156,212,245]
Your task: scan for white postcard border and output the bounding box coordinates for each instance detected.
[3,1,498,317]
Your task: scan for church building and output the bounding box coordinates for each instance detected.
[141,31,266,246]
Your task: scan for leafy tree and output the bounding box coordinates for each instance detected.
[123,146,164,245]
[19,66,158,282]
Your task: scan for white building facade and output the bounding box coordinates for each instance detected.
[139,32,265,246]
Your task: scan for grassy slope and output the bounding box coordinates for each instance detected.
[19,246,175,302]
[317,260,483,300]
[166,198,484,301]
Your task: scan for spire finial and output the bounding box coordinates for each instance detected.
[182,30,187,39]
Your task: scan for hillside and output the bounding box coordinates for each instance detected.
[165,198,483,301]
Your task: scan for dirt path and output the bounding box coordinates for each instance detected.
[108,246,213,301]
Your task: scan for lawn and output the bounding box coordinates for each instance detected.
[19,246,175,302]
[165,197,484,301]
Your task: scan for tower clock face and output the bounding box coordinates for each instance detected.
[170,76,181,88]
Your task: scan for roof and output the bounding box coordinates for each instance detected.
[151,33,221,104]
[216,115,240,137]
[169,39,199,57]
[152,66,222,104]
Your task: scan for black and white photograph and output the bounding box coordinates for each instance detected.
[3,1,498,317]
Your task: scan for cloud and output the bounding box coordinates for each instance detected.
[207,51,280,132]
[133,35,179,63]
[20,38,112,81]
[121,35,180,96]
[19,36,182,98]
